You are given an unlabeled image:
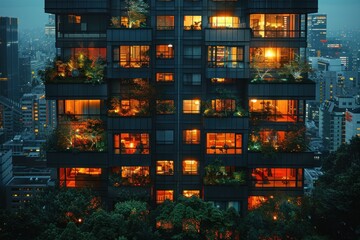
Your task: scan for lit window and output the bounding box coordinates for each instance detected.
[59,168,102,188]
[109,99,149,117]
[121,166,150,186]
[156,161,174,175]
[58,100,100,117]
[183,129,200,144]
[249,99,303,122]
[206,133,242,154]
[184,73,201,85]
[211,99,236,112]
[68,15,81,24]
[184,16,202,30]
[183,190,200,198]
[251,168,303,188]
[182,160,198,175]
[208,46,244,68]
[115,46,150,68]
[250,14,304,38]
[114,133,149,154]
[156,130,174,144]
[156,190,174,204]
[209,16,239,28]
[157,16,175,30]
[156,100,175,114]
[250,47,298,68]
[156,73,174,82]
[183,99,201,114]
[156,45,174,59]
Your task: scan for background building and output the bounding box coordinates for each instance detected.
[307,14,327,57]
[0,17,20,101]
[45,0,318,211]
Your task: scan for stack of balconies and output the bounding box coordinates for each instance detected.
[45,0,318,209]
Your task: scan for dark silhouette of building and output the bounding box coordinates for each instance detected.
[45,0,318,211]
[0,17,20,101]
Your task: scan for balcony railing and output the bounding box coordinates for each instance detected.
[45,83,107,100]
[252,30,306,38]
[249,0,318,13]
[45,0,109,13]
[107,28,152,42]
[205,28,251,42]
[248,80,316,99]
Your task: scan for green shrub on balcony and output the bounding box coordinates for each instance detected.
[38,55,105,84]
[109,173,151,187]
[202,89,248,117]
[248,127,308,154]
[203,159,246,185]
[47,119,106,152]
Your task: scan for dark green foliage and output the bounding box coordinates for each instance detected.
[242,195,315,240]
[311,136,360,240]
[156,196,241,240]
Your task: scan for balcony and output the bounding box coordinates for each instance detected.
[248,151,316,167]
[205,28,251,43]
[46,152,108,168]
[248,81,316,100]
[248,0,318,14]
[56,32,107,48]
[107,28,152,42]
[45,83,107,100]
[45,0,109,13]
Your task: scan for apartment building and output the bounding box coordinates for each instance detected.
[45,0,318,212]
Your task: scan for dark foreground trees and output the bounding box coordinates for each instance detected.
[1,137,359,240]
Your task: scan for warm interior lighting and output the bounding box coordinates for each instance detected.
[250,99,257,103]
[265,49,275,58]
[168,43,173,48]
[194,100,200,105]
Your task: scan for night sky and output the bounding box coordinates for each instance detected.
[0,0,359,31]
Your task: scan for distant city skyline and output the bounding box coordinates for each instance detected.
[0,0,359,31]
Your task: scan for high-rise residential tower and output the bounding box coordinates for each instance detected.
[307,13,327,57]
[45,0,318,211]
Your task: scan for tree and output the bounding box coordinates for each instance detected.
[125,0,149,28]
[241,195,316,240]
[311,136,360,239]
[156,196,241,240]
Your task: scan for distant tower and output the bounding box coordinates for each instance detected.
[0,17,20,101]
[307,14,327,57]
[45,14,55,37]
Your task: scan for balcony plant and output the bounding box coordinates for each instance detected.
[248,127,308,154]
[38,55,105,84]
[203,88,248,117]
[156,101,176,114]
[250,48,281,83]
[111,0,149,28]
[109,173,151,187]
[47,119,106,152]
[281,54,312,82]
[108,79,157,117]
[203,159,246,185]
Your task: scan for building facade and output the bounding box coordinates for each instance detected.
[307,13,326,57]
[45,0,318,211]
